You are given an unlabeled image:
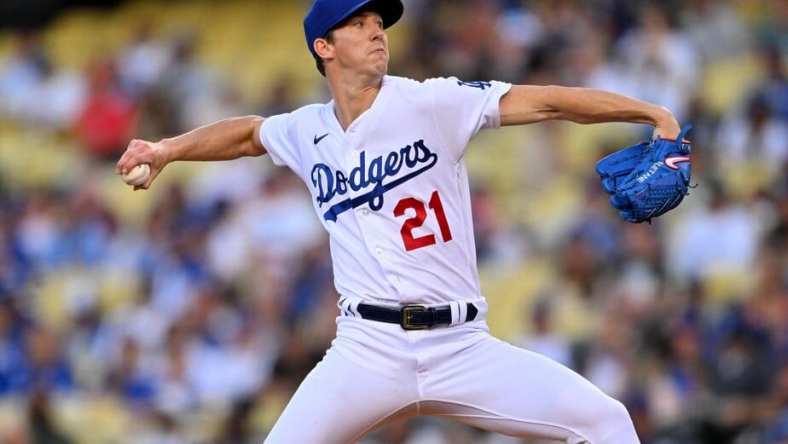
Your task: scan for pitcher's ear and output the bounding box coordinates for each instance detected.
[314,37,334,60]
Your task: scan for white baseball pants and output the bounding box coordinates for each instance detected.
[264,316,640,444]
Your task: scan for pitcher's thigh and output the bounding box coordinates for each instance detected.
[422,337,639,444]
[264,349,416,444]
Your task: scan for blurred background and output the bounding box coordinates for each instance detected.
[0,0,786,443]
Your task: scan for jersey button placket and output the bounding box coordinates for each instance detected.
[340,135,359,201]
[343,131,387,271]
[344,149,355,164]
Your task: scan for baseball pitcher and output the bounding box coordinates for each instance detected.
[117,1,691,442]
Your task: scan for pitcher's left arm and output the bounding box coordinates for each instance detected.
[499,85,680,139]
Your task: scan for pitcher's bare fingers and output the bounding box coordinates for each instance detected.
[117,139,167,189]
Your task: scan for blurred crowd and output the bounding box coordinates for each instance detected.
[0,0,786,443]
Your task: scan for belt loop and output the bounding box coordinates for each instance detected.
[348,298,361,318]
[339,297,356,318]
[449,301,461,326]
[338,297,349,317]
[339,296,364,318]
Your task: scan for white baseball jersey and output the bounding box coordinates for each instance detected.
[261,76,641,444]
[260,76,511,306]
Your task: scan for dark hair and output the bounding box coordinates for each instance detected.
[313,31,334,77]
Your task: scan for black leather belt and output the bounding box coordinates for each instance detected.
[356,303,479,330]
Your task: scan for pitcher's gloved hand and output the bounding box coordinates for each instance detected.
[596,125,693,223]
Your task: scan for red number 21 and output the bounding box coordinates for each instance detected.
[393,190,453,252]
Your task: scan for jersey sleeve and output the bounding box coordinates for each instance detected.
[259,112,303,173]
[427,77,512,160]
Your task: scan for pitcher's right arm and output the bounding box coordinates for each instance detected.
[116,115,267,189]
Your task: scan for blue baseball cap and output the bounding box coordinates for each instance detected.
[304,0,404,57]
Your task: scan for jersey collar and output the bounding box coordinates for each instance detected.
[325,75,393,136]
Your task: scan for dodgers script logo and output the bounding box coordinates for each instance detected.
[311,140,438,222]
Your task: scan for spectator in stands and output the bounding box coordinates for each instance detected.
[19,326,74,394]
[28,390,73,444]
[515,297,572,367]
[616,3,699,120]
[667,182,761,283]
[716,93,788,182]
[0,32,47,121]
[117,21,170,99]
[75,60,138,161]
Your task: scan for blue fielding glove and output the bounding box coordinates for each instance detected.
[596,125,693,223]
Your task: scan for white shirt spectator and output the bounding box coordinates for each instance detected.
[668,201,761,280]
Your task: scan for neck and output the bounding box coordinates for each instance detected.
[327,72,384,131]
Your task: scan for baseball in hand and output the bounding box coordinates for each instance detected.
[121,164,150,187]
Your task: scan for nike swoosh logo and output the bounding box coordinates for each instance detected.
[665,156,691,170]
[314,133,329,145]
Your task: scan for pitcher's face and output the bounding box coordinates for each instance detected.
[321,11,389,77]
